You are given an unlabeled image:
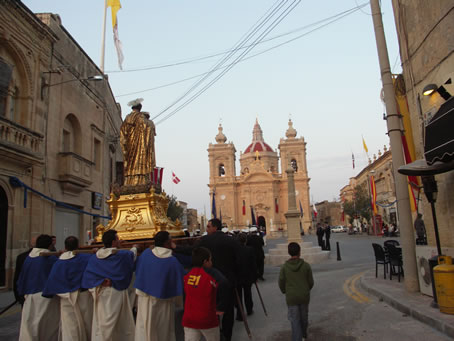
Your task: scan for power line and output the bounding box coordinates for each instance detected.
[152,0,294,122]
[154,0,302,125]
[116,3,367,98]
[108,2,369,74]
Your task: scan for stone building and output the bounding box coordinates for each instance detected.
[186,208,198,233]
[207,119,311,235]
[339,147,396,231]
[0,1,122,288]
[391,1,454,249]
[314,200,343,227]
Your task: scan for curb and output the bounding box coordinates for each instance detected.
[359,272,454,339]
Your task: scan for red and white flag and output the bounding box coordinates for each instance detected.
[172,172,180,184]
[313,203,318,218]
[152,167,164,186]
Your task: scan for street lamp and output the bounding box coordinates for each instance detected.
[41,74,104,99]
[44,75,104,88]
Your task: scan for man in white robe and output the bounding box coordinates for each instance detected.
[134,231,185,341]
[42,236,93,341]
[82,230,138,341]
[17,234,60,341]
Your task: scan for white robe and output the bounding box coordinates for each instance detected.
[134,247,183,341]
[18,248,60,341]
[90,247,137,341]
[57,251,93,341]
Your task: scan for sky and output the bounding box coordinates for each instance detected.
[23,0,402,213]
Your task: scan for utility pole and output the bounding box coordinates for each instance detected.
[369,0,419,292]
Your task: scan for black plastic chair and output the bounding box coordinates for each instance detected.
[387,244,404,282]
[384,240,400,248]
[372,243,389,279]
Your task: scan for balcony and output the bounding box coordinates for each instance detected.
[0,117,44,165]
[57,152,93,194]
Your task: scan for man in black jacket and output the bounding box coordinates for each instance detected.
[247,227,265,281]
[236,233,257,320]
[196,218,241,341]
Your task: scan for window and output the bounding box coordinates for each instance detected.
[62,114,82,154]
[63,118,74,152]
[94,138,101,171]
[219,164,225,177]
[8,86,18,121]
[0,58,13,117]
[291,159,298,172]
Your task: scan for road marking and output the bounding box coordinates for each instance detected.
[343,271,370,304]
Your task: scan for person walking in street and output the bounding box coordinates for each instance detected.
[182,247,228,341]
[324,224,331,251]
[196,218,241,341]
[316,223,324,250]
[134,231,185,341]
[235,233,257,321]
[279,242,314,341]
[16,234,60,341]
[43,236,93,341]
[247,227,265,281]
[82,230,138,341]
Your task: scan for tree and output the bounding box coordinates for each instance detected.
[167,195,184,221]
[342,184,371,223]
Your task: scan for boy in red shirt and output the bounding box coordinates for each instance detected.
[182,247,228,341]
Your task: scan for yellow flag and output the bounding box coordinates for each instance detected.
[362,137,368,153]
[107,0,121,28]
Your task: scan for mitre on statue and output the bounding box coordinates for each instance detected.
[127,98,144,107]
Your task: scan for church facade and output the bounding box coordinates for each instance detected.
[208,119,311,234]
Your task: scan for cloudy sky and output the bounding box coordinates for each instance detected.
[23,0,401,213]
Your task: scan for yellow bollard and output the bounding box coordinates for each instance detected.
[434,256,454,315]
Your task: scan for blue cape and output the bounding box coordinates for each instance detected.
[134,249,185,299]
[42,253,92,296]
[17,254,58,295]
[82,250,135,291]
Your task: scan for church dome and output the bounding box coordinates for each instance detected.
[244,119,274,153]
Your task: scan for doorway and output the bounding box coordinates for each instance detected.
[55,208,81,250]
[0,186,8,286]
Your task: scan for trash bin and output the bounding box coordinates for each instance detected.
[433,256,454,315]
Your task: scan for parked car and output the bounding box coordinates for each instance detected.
[331,226,345,233]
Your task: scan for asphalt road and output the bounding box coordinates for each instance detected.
[1,233,450,340]
[229,233,451,341]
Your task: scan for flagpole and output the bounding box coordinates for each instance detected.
[100,0,108,73]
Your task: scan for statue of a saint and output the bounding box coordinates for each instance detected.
[120,98,156,186]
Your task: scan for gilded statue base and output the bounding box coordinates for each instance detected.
[95,188,184,242]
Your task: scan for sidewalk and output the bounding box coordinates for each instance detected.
[360,269,454,339]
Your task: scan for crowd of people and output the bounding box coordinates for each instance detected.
[13,218,268,341]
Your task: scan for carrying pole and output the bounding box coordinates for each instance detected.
[254,281,268,316]
[235,288,252,339]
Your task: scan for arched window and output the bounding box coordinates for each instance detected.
[62,114,82,154]
[218,164,225,177]
[291,159,298,172]
[0,53,29,126]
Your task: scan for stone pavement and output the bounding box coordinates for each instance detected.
[360,269,454,339]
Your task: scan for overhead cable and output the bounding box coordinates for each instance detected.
[115,2,367,98]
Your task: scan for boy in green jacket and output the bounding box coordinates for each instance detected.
[279,242,314,341]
